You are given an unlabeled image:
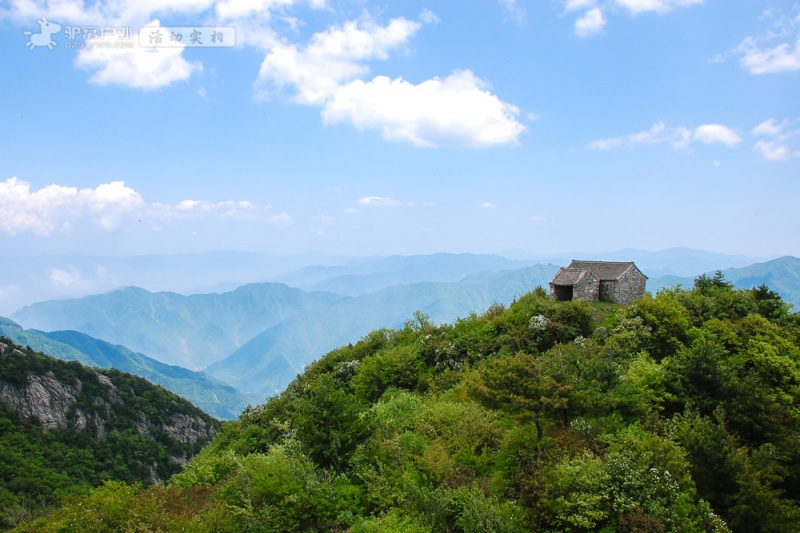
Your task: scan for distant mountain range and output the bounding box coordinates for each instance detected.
[0,249,770,315]
[10,264,563,397]
[6,252,799,408]
[648,255,800,307]
[0,318,256,420]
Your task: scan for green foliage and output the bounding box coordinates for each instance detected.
[0,338,219,529]
[16,276,800,533]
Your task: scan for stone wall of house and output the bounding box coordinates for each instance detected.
[604,269,647,304]
[572,271,600,301]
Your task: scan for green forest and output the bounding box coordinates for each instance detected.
[12,274,800,532]
[0,343,219,529]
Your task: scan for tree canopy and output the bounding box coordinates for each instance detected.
[12,277,800,532]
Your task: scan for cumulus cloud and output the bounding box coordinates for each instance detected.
[322,70,525,147]
[575,8,606,37]
[0,178,143,235]
[479,202,497,209]
[736,37,800,74]
[357,196,403,207]
[615,0,703,15]
[752,118,790,136]
[753,140,791,161]
[564,0,597,11]
[563,0,701,38]
[0,177,286,236]
[750,117,799,161]
[257,14,423,104]
[589,121,741,151]
[692,124,741,146]
[75,21,201,90]
[589,121,691,150]
[732,8,800,75]
[215,0,293,20]
[497,0,525,23]
[257,14,524,147]
[3,1,219,89]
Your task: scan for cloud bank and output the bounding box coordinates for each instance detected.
[0,177,287,236]
[257,14,525,147]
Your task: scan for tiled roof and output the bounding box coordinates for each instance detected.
[567,260,638,281]
[551,268,589,285]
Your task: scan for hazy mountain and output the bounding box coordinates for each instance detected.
[270,253,539,295]
[0,318,256,419]
[12,283,345,369]
[510,247,768,278]
[0,251,346,316]
[648,256,800,308]
[206,265,561,396]
[1,249,769,316]
[9,254,799,400]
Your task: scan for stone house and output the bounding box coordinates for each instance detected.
[549,260,647,304]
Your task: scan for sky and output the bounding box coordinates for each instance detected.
[1,0,799,259]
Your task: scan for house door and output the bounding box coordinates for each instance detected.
[554,285,573,301]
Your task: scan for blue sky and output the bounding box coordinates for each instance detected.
[1,0,799,258]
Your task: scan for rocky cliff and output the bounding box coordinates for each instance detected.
[0,337,220,490]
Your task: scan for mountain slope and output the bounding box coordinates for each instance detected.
[649,256,800,307]
[273,252,540,295]
[12,283,345,369]
[0,338,219,528]
[206,265,560,395]
[0,319,255,419]
[17,280,800,532]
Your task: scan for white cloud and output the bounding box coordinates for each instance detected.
[589,121,690,150]
[692,124,741,146]
[754,140,791,161]
[590,121,742,151]
[322,70,525,147]
[750,117,799,161]
[498,0,525,23]
[615,0,703,15]
[357,196,402,207]
[0,178,143,235]
[257,14,423,104]
[215,0,293,20]
[4,2,217,89]
[258,14,524,147]
[0,177,286,235]
[575,7,606,37]
[736,36,800,74]
[731,8,800,75]
[75,21,201,90]
[563,0,700,38]
[564,0,597,12]
[752,118,789,136]
[479,202,497,209]
[419,8,440,25]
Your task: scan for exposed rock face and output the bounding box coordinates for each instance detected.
[0,339,219,478]
[0,371,82,430]
[163,413,215,444]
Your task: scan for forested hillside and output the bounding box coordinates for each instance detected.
[0,341,220,529]
[0,318,255,420]
[15,275,800,532]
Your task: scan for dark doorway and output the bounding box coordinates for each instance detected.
[554,285,573,301]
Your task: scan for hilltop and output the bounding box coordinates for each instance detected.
[0,338,220,529]
[0,318,256,420]
[16,275,800,532]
